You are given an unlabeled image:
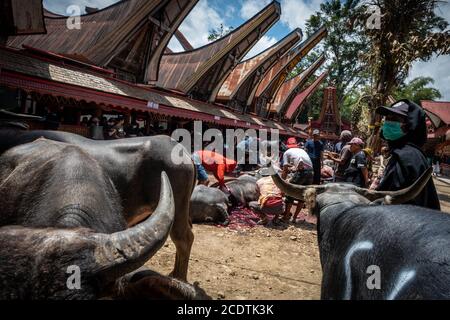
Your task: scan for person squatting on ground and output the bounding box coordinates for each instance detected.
[249,168,285,226]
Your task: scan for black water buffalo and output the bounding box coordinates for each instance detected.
[272,167,450,299]
[0,128,195,281]
[226,175,260,207]
[0,138,178,299]
[190,185,230,224]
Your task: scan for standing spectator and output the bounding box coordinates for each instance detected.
[344,138,369,188]
[80,117,89,127]
[326,130,353,182]
[305,129,324,184]
[281,138,314,223]
[126,120,140,138]
[44,107,61,130]
[89,117,104,140]
[375,99,440,210]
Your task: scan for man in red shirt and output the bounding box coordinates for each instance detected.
[194,150,237,188]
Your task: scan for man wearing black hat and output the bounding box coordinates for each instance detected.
[375,99,440,210]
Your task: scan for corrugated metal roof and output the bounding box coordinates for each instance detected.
[7,0,198,82]
[421,100,450,126]
[285,71,328,120]
[156,2,281,102]
[271,54,325,114]
[252,26,327,116]
[217,28,302,105]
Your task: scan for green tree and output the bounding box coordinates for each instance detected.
[393,76,442,105]
[304,0,370,106]
[357,0,449,149]
[208,24,234,42]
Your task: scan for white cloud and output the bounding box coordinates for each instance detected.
[409,55,450,101]
[240,0,271,20]
[167,37,184,53]
[280,0,322,30]
[243,35,278,60]
[167,0,226,52]
[225,5,237,19]
[240,0,322,31]
[435,1,450,27]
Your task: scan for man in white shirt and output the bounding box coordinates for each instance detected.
[279,137,314,223]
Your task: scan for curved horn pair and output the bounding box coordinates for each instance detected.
[353,167,433,204]
[268,163,325,200]
[270,163,432,205]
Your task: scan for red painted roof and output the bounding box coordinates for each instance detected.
[285,71,328,119]
[421,100,450,125]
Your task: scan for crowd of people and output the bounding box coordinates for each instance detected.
[191,99,441,225]
[75,99,440,226]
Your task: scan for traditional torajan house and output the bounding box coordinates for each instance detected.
[311,86,342,140]
[283,71,328,122]
[216,28,302,113]
[7,0,199,83]
[251,26,328,117]
[0,0,314,140]
[156,2,281,102]
[286,83,351,140]
[421,100,450,174]
[268,54,326,120]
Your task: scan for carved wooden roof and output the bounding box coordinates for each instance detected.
[0,0,45,38]
[7,0,198,83]
[156,2,281,102]
[251,26,327,117]
[284,71,329,120]
[270,54,325,115]
[216,28,302,113]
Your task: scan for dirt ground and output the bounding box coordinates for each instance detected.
[145,178,450,300]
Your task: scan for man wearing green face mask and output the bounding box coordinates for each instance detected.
[375,99,440,210]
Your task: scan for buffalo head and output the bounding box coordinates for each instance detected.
[0,172,175,299]
[269,165,433,216]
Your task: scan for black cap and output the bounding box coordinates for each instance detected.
[376,101,409,118]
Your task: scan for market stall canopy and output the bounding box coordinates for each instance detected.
[0,47,304,138]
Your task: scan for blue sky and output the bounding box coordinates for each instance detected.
[44,0,450,100]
